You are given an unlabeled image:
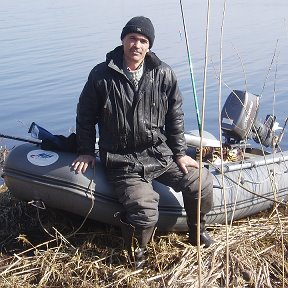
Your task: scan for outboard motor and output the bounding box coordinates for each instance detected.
[221,90,275,147]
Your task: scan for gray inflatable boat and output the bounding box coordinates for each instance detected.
[3,139,288,232]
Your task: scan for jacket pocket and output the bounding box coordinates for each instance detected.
[150,141,173,167]
[105,151,134,170]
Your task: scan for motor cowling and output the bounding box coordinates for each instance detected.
[221,90,275,147]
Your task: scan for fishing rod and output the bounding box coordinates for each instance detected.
[0,133,42,145]
[179,0,201,133]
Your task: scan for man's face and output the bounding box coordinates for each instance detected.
[122,33,150,66]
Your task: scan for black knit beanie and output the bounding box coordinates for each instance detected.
[121,16,155,48]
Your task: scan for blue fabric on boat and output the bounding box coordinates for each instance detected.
[28,122,77,153]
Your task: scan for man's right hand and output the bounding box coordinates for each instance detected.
[72,155,96,173]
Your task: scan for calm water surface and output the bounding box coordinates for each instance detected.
[1,0,288,150]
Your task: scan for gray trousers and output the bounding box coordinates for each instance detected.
[107,159,213,229]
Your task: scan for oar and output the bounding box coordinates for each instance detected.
[180,0,201,133]
[0,133,42,144]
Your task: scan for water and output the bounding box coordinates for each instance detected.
[1,0,288,150]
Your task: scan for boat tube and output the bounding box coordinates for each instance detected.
[2,141,288,232]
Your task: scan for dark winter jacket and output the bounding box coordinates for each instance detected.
[76,45,187,159]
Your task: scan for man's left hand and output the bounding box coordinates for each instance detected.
[175,155,199,174]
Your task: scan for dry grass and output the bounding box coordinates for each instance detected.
[0,147,287,287]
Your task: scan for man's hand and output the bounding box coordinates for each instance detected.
[175,155,199,174]
[72,154,96,173]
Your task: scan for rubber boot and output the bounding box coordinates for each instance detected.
[133,226,155,269]
[187,214,215,248]
[178,167,215,247]
[119,217,154,269]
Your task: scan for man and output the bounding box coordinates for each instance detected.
[72,16,214,268]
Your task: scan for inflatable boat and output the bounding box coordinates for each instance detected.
[2,91,288,231]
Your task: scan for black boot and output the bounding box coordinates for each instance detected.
[187,214,215,248]
[188,228,215,248]
[119,217,154,269]
[133,226,155,269]
[180,175,215,248]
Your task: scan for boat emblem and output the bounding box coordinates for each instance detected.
[27,149,59,166]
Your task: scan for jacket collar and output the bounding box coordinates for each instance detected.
[106,45,162,73]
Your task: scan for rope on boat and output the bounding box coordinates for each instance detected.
[66,166,96,237]
[210,161,287,206]
[240,169,288,185]
[33,165,96,240]
[214,172,273,189]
